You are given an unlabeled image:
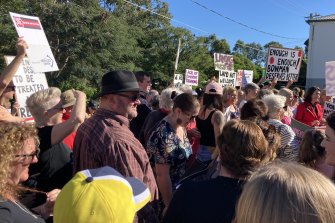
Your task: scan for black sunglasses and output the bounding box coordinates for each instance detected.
[15,149,40,161]
[116,93,141,101]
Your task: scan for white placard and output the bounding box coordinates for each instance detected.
[9,12,59,73]
[5,56,49,119]
[214,53,234,71]
[174,74,183,88]
[323,101,335,119]
[185,69,199,86]
[325,61,335,96]
[219,70,236,87]
[265,46,303,81]
[241,70,253,88]
[235,70,243,87]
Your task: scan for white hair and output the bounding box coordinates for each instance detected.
[262,94,286,117]
[159,88,182,111]
[179,84,193,95]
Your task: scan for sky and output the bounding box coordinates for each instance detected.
[162,0,335,50]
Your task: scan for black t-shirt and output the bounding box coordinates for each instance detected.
[0,198,45,223]
[163,176,245,223]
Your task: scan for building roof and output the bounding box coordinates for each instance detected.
[306,14,335,24]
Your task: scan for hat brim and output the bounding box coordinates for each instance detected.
[95,88,143,99]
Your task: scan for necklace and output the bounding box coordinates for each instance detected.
[13,200,39,219]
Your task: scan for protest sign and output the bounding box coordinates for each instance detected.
[325,61,335,96]
[4,56,49,119]
[265,46,303,82]
[214,53,234,71]
[174,73,183,88]
[9,12,59,73]
[241,70,253,88]
[185,69,199,86]
[219,70,236,87]
[323,101,335,119]
[235,70,243,87]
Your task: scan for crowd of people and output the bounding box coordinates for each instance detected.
[1,38,335,223]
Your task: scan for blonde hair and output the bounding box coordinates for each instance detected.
[236,161,335,223]
[279,87,293,99]
[222,86,237,104]
[26,87,61,124]
[218,119,269,178]
[0,122,38,199]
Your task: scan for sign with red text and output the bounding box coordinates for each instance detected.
[10,12,59,73]
[185,69,199,86]
[325,61,335,96]
[219,70,236,87]
[265,46,303,81]
[214,53,234,71]
[4,56,49,119]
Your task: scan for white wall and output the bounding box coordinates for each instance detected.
[307,21,335,89]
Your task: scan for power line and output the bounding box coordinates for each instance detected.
[190,0,305,40]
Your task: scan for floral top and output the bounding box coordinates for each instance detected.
[147,119,192,187]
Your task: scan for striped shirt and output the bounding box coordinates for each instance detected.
[73,108,158,200]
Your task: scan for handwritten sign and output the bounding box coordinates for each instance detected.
[214,53,234,71]
[325,61,335,96]
[241,70,253,88]
[174,73,183,88]
[219,70,236,87]
[10,12,59,73]
[4,56,49,119]
[185,69,199,86]
[323,101,335,119]
[265,46,303,81]
[235,70,243,87]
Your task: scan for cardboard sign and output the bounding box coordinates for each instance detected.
[325,61,335,96]
[323,101,335,119]
[185,69,199,86]
[4,56,49,119]
[174,73,183,88]
[265,46,303,81]
[235,70,243,87]
[219,70,236,87]
[10,12,59,73]
[214,53,234,71]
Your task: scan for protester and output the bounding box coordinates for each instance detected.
[86,99,98,117]
[147,89,159,110]
[298,130,334,179]
[320,88,333,108]
[139,88,182,147]
[60,89,77,150]
[163,119,269,223]
[321,112,335,167]
[236,89,245,108]
[195,82,224,164]
[73,71,158,222]
[26,87,86,202]
[292,86,304,104]
[54,166,151,223]
[0,38,28,122]
[295,86,323,126]
[0,122,60,222]
[222,86,239,123]
[235,161,335,223]
[238,82,260,109]
[130,71,152,139]
[240,99,268,121]
[278,87,294,125]
[263,94,298,161]
[147,93,199,214]
[256,88,272,99]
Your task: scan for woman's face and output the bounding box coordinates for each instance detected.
[321,125,335,166]
[178,107,199,127]
[311,90,321,104]
[10,137,38,185]
[227,91,238,105]
[286,93,294,107]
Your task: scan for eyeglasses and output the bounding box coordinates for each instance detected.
[15,149,40,162]
[116,93,141,102]
[183,111,197,120]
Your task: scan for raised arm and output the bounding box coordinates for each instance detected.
[51,90,86,145]
[0,37,27,95]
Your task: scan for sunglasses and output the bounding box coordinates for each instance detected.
[15,149,40,162]
[116,93,141,102]
[182,111,197,120]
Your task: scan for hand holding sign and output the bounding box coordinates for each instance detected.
[16,37,28,58]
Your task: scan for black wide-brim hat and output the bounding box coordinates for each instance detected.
[97,70,141,98]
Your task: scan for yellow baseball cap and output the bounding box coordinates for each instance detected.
[54,166,151,223]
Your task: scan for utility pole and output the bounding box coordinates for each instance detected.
[172,38,181,86]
